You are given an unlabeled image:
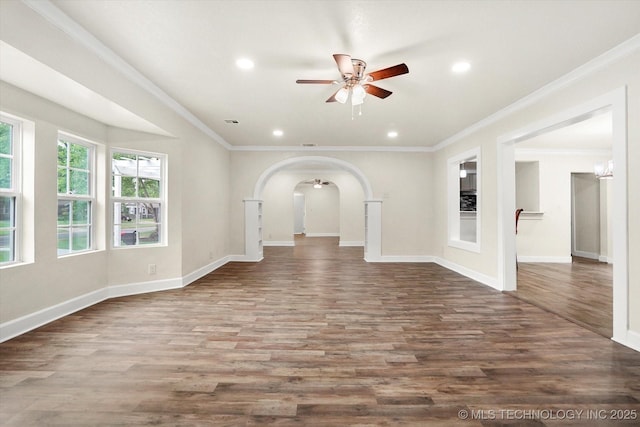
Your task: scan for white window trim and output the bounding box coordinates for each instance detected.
[57,132,97,257]
[0,113,22,266]
[111,148,166,249]
[447,147,481,253]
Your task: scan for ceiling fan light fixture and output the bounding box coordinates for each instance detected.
[335,87,349,104]
[351,84,366,105]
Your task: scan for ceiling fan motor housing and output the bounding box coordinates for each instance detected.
[350,59,367,85]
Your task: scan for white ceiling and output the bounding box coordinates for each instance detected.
[2,0,640,149]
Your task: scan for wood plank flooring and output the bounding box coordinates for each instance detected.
[511,257,613,338]
[1,237,639,426]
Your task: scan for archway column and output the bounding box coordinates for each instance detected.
[364,199,382,261]
[243,198,263,261]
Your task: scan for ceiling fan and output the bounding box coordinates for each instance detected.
[303,179,331,188]
[296,54,409,105]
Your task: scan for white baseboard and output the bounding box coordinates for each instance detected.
[434,257,500,290]
[227,254,262,262]
[374,255,434,263]
[0,255,233,343]
[339,241,364,247]
[599,255,612,264]
[517,256,572,263]
[263,241,294,246]
[572,250,600,260]
[305,233,339,237]
[181,255,231,287]
[0,288,109,343]
[613,329,640,352]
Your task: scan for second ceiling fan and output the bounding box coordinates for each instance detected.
[296,54,409,105]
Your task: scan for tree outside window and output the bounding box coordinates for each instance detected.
[57,136,94,256]
[112,151,163,247]
[0,119,17,263]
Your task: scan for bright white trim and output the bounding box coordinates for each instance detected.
[339,240,364,247]
[434,257,499,290]
[304,233,339,237]
[615,330,640,353]
[599,255,612,264]
[0,254,232,343]
[108,278,183,299]
[373,255,434,263]
[263,241,295,246]
[516,256,572,263]
[230,145,434,153]
[0,288,108,342]
[572,250,600,261]
[23,0,227,148]
[447,147,481,253]
[435,34,640,152]
[497,87,629,349]
[253,156,373,200]
[181,255,231,286]
[21,2,639,155]
[228,254,263,262]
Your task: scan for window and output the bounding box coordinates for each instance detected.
[112,151,164,247]
[57,134,95,256]
[448,147,481,252]
[0,115,20,264]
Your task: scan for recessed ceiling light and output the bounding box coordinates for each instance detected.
[272,129,283,137]
[387,131,398,138]
[236,58,254,70]
[451,61,471,74]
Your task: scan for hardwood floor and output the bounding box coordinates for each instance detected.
[1,238,639,426]
[511,257,613,338]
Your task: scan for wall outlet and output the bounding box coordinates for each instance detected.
[148,264,156,275]
[209,251,214,260]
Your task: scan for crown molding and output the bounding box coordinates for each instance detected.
[22,0,232,150]
[433,33,640,152]
[229,145,434,152]
[23,1,640,155]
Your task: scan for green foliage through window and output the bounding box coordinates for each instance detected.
[112,151,163,247]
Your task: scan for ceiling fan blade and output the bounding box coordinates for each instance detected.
[326,88,341,102]
[296,79,336,84]
[367,63,409,81]
[364,84,392,99]
[333,54,354,78]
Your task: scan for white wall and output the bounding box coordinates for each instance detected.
[296,184,340,237]
[260,170,363,245]
[229,151,434,257]
[513,151,612,262]
[432,49,640,340]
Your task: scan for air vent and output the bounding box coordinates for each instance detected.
[301,143,317,147]
[224,119,239,124]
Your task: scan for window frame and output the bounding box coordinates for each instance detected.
[0,113,22,265]
[111,149,166,249]
[447,147,481,253]
[57,132,96,257]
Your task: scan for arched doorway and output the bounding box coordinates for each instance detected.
[244,156,382,262]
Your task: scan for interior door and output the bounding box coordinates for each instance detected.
[293,193,305,234]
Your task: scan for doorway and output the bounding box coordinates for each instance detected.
[509,114,614,338]
[246,156,381,262]
[498,88,628,344]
